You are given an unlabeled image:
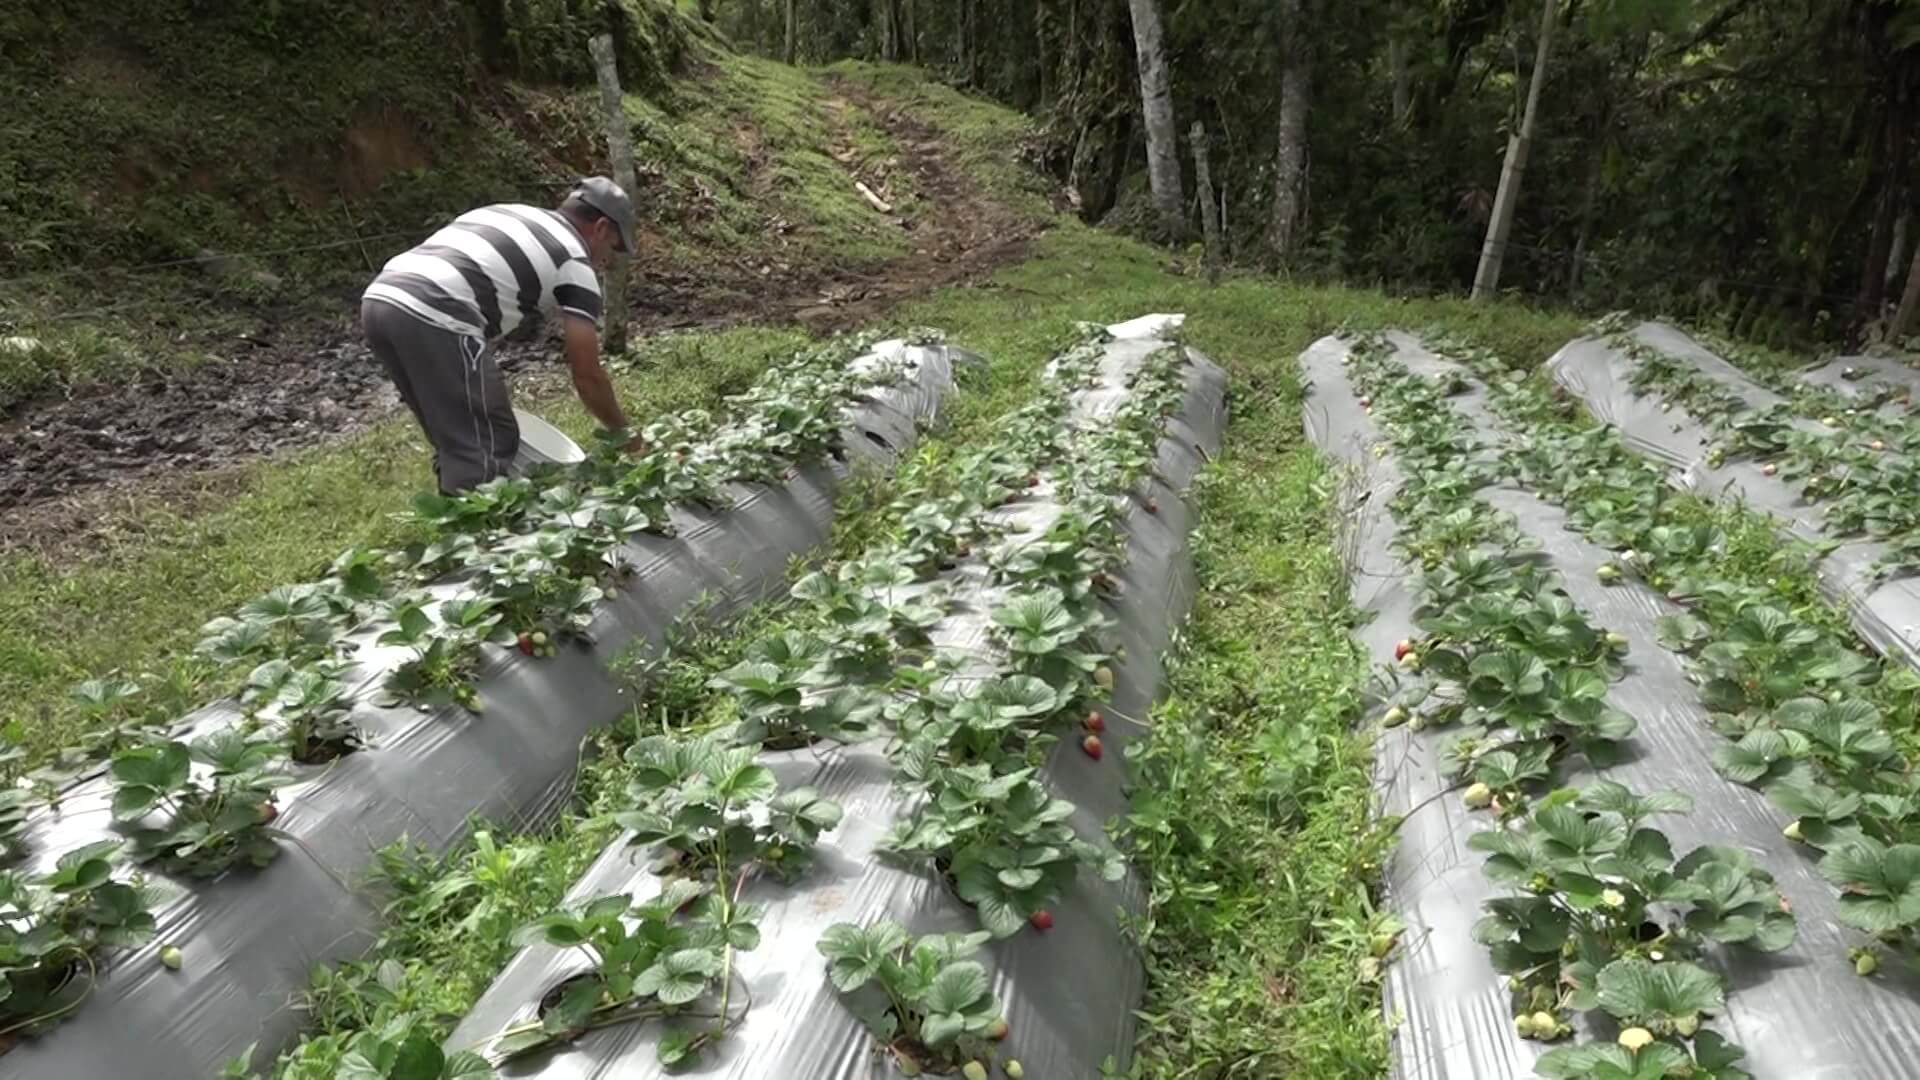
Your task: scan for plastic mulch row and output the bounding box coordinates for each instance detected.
[439,320,1228,1079]
[1303,332,1917,1080]
[2,340,967,1080]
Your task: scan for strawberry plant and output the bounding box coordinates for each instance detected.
[64,675,168,764]
[239,659,358,763]
[196,582,353,667]
[324,546,391,613]
[111,730,289,876]
[400,532,481,582]
[617,732,844,884]
[469,544,604,652]
[498,878,752,1066]
[896,496,998,576]
[0,841,155,1034]
[376,596,506,713]
[406,478,538,541]
[1535,1030,1750,1080]
[1471,783,1794,1033]
[1815,839,1920,948]
[990,587,1111,687]
[894,673,1066,771]
[881,763,1123,937]
[330,1014,495,1079]
[988,509,1118,601]
[795,560,951,659]
[815,920,1005,1075]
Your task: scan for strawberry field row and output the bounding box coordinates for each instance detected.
[0,335,961,1078]
[426,319,1225,1079]
[1305,330,1919,1079]
[1549,321,1920,670]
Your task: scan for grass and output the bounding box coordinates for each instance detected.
[825,61,1054,216]
[1120,369,1393,1077]
[0,7,921,410]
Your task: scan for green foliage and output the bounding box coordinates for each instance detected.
[617,730,844,882]
[815,921,1003,1071]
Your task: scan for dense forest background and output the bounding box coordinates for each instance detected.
[706,0,1920,345]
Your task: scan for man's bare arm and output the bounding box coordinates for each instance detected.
[562,316,632,436]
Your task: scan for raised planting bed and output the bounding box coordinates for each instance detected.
[1303,331,1920,1079]
[1548,320,1920,673]
[438,317,1227,1079]
[0,335,969,1079]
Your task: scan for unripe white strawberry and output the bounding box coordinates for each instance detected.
[1618,1027,1654,1051]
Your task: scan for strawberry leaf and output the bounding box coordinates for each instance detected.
[1594,958,1724,1024]
[1817,840,1920,932]
[1535,1042,1689,1080]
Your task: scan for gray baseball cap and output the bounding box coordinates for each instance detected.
[563,176,637,254]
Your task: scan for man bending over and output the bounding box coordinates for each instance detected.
[360,176,640,492]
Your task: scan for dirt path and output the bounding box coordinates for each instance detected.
[0,83,1040,553]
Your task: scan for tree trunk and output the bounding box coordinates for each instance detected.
[1856,94,1911,332]
[908,0,918,62]
[1886,207,1911,289]
[1471,0,1558,301]
[1389,33,1411,126]
[1891,241,1920,340]
[784,0,797,63]
[1270,0,1312,262]
[1125,0,1186,240]
[588,34,637,355]
[1192,121,1223,285]
[744,0,762,52]
[1570,134,1604,293]
[1035,0,1051,106]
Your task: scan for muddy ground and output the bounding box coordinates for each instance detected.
[0,84,1043,552]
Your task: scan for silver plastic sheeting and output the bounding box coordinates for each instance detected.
[1303,333,1917,1080]
[1795,350,1920,405]
[0,340,968,1080]
[443,321,1228,1079]
[1547,321,1920,677]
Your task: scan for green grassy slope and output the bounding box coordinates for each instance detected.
[0,4,930,409]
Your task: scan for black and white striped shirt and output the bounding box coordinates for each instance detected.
[363,204,604,340]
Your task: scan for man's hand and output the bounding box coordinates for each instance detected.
[561,316,633,437]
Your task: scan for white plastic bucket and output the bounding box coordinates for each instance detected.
[511,408,586,471]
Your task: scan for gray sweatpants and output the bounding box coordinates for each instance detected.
[361,298,519,493]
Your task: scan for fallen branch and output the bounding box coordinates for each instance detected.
[855,180,894,214]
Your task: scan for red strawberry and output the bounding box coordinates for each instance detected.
[258,802,279,825]
[517,632,535,656]
[1144,498,1160,514]
[1393,639,1413,661]
[1082,734,1104,759]
[1029,910,1054,931]
[1027,475,1041,488]
[1085,710,1106,733]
